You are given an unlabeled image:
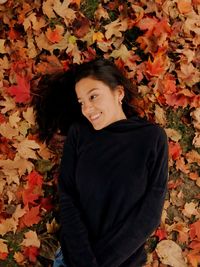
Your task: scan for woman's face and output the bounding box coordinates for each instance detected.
[75,76,126,130]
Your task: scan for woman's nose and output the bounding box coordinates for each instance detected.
[82,101,94,114]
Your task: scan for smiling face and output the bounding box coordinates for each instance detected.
[75,76,127,130]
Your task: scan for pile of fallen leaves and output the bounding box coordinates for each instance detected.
[0,0,200,266]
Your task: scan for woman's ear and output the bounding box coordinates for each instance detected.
[116,85,125,102]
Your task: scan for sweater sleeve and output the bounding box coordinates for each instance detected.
[92,127,169,267]
[58,123,99,267]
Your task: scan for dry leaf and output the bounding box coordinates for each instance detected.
[165,128,182,142]
[156,240,187,267]
[21,230,40,248]
[155,105,167,126]
[104,18,128,39]
[13,139,40,159]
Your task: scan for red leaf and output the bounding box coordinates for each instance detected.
[190,220,200,241]
[23,246,39,263]
[40,197,53,212]
[7,75,31,103]
[22,188,40,206]
[27,170,43,190]
[0,252,8,260]
[155,228,167,241]
[169,141,182,160]
[19,206,41,227]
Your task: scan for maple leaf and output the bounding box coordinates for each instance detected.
[22,107,35,127]
[45,25,64,43]
[187,250,200,267]
[13,251,25,265]
[155,228,167,241]
[0,95,16,113]
[27,170,43,190]
[72,15,90,38]
[22,188,40,206]
[0,39,6,54]
[169,141,182,160]
[104,18,128,39]
[21,230,40,248]
[165,128,182,142]
[189,220,200,240]
[177,0,193,14]
[53,0,76,23]
[154,104,167,126]
[7,75,31,103]
[156,240,187,267]
[13,139,40,159]
[42,0,56,19]
[19,205,41,227]
[23,246,39,263]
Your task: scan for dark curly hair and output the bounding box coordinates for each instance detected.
[31,58,139,143]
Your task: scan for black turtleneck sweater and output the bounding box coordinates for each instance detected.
[58,115,169,267]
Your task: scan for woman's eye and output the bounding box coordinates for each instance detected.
[90,95,97,100]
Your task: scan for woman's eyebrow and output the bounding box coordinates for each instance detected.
[77,88,99,100]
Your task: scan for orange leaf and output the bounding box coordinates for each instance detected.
[7,75,31,103]
[155,228,167,241]
[190,220,200,240]
[27,170,43,190]
[22,188,40,206]
[23,246,39,263]
[19,206,41,228]
[45,25,64,43]
[153,18,172,37]
[177,0,193,14]
[0,252,8,260]
[146,54,165,77]
[187,250,200,267]
[169,141,182,160]
[189,241,200,250]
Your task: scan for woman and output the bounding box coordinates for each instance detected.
[32,58,169,267]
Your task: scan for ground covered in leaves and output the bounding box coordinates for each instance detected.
[0,0,200,266]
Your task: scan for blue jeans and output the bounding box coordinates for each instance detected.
[53,247,68,267]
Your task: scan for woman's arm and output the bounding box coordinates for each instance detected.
[58,124,99,267]
[92,128,169,267]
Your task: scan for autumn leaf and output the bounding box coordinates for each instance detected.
[104,18,128,39]
[7,75,31,103]
[13,139,40,159]
[156,240,187,267]
[27,170,43,190]
[19,205,41,228]
[45,25,65,43]
[23,246,39,263]
[21,230,40,248]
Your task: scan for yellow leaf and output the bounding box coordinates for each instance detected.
[21,230,40,248]
[42,0,56,19]
[0,239,8,254]
[14,251,25,265]
[53,0,76,23]
[13,205,26,222]
[9,111,21,128]
[92,32,104,42]
[13,139,40,159]
[182,202,200,218]
[46,218,60,234]
[23,107,35,126]
[104,18,128,39]
[0,218,17,236]
[0,95,16,114]
[156,240,187,267]
[155,105,167,126]
[165,128,182,142]
[0,39,6,53]
[0,122,19,139]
